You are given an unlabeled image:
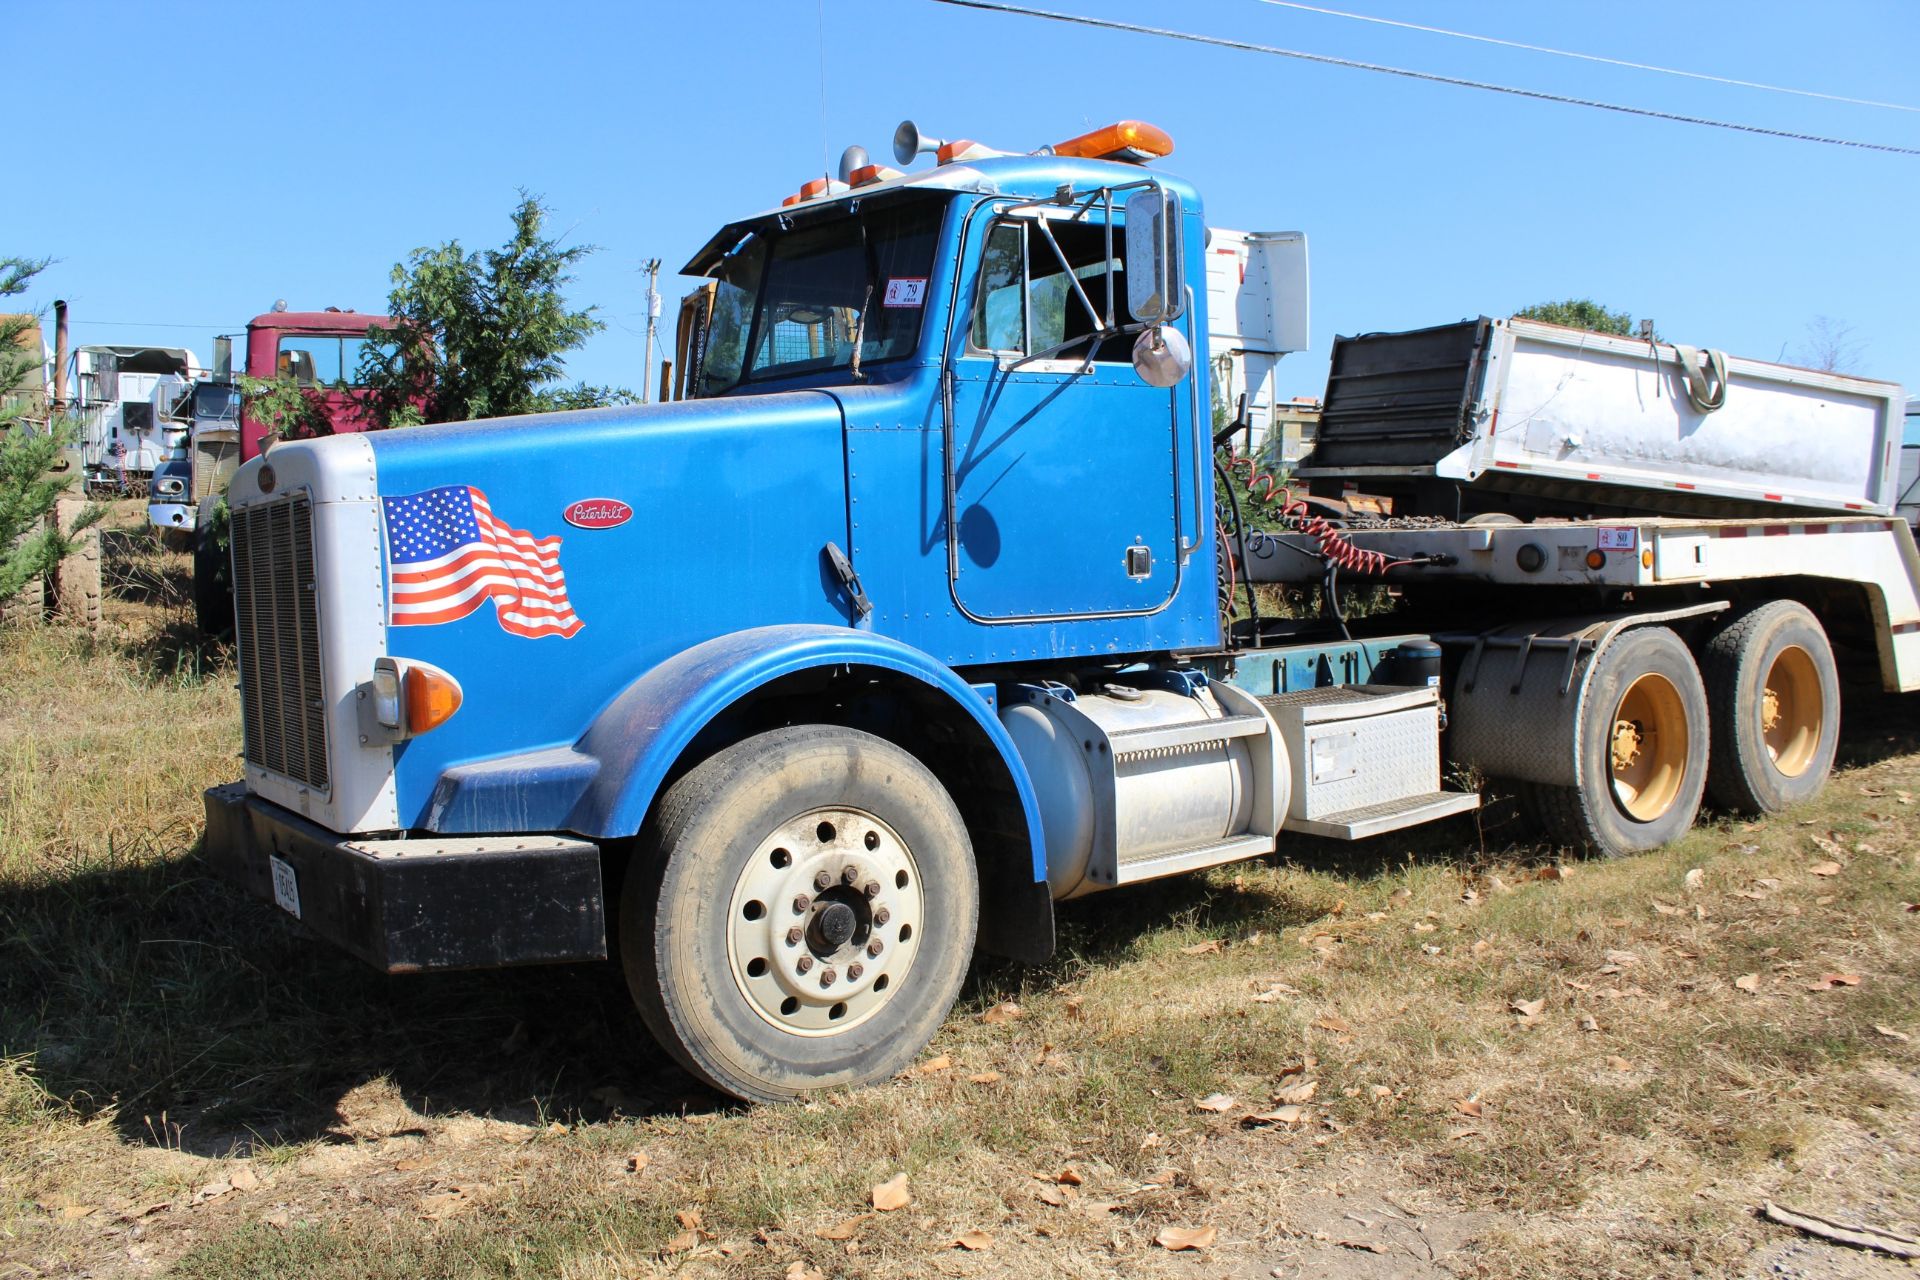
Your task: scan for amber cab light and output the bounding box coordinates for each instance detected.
[371,657,462,739]
[1585,549,1607,570]
[405,664,463,736]
[1048,120,1175,162]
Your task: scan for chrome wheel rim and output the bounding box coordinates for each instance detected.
[725,806,925,1037]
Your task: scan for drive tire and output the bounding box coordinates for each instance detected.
[1531,626,1708,858]
[621,725,978,1103]
[1702,601,1839,815]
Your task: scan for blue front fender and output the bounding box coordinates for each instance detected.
[425,624,1048,885]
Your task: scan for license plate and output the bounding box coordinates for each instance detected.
[269,855,302,919]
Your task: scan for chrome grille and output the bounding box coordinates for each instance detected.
[232,494,330,791]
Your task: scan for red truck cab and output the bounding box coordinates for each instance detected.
[239,307,396,461]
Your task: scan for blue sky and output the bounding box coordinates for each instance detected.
[11,1,1918,402]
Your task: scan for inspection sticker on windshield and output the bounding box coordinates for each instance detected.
[883,277,927,308]
[269,855,302,920]
[1596,526,1638,552]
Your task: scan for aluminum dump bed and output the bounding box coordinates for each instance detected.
[1297,317,1906,521]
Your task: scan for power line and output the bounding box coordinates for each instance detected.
[926,0,1920,158]
[1250,0,1920,114]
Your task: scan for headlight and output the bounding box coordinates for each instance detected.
[155,477,186,496]
[371,661,404,730]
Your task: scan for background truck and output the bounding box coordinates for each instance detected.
[172,306,394,630]
[203,117,1915,1103]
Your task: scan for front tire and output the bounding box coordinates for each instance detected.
[1532,626,1709,858]
[1703,601,1839,815]
[621,725,978,1103]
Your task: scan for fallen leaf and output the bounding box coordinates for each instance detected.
[968,1071,1001,1085]
[229,1166,259,1192]
[1684,868,1704,891]
[1564,978,1592,991]
[1578,1014,1600,1033]
[1033,1183,1068,1206]
[1155,1224,1217,1251]
[871,1173,911,1212]
[1338,1239,1388,1254]
[676,1208,703,1231]
[785,1263,826,1280]
[1064,997,1084,1020]
[980,1002,1022,1024]
[1247,1104,1308,1125]
[261,1208,291,1229]
[663,1230,698,1254]
[1604,949,1639,966]
[1874,1025,1910,1042]
[815,1217,864,1241]
[1471,939,1492,956]
[1806,973,1863,990]
[917,1055,953,1075]
[1421,943,1442,956]
[1652,900,1683,916]
[626,1152,651,1173]
[953,1230,994,1250]
[1735,973,1762,993]
[1276,1079,1318,1105]
[1606,1055,1633,1072]
[1370,1084,1394,1098]
[1411,921,1437,933]
[1057,1167,1084,1185]
[1538,865,1573,881]
[1453,1098,1483,1117]
[1180,940,1222,955]
[419,1191,470,1222]
[1488,876,1513,895]
[1510,998,1546,1020]
[1139,1131,1163,1150]
[1808,861,1843,878]
[196,1181,231,1202]
[1313,1013,1353,1034]
[59,1204,97,1220]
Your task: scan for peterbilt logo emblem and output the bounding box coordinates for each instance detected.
[563,498,632,529]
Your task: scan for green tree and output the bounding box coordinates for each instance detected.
[356,193,632,427]
[1,256,98,608]
[1516,298,1642,338]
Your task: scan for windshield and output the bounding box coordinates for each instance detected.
[697,194,946,396]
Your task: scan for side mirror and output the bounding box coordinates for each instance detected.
[1124,186,1184,325]
[1131,325,1191,388]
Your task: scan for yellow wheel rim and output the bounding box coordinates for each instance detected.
[1609,673,1689,821]
[1761,645,1822,777]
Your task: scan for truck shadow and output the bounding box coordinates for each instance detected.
[9,684,1915,1157]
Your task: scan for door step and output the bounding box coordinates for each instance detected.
[1115,833,1276,885]
[1284,790,1480,840]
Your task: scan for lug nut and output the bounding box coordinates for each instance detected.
[867,939,884,957]
[874,906,891,926]
[796,955,814,974]
[785,926,804,946]
[814,870,833,891]
[819,967,836,987]
[863,880,881,898]
[792,893,811,914]
[842,864,861,885]
[847,962,864,980]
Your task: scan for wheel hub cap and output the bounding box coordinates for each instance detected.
[1609,673,1688,822]
[726,807,925,1036]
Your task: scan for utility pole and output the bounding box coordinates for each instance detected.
[641,258,662,404]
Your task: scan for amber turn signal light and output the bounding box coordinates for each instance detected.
[1048,120,1175,162]
[405,664,463,735]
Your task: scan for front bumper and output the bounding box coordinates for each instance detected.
[202,782,608,973]
[147,501,193,530]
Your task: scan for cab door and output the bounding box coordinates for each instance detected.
[943,204,1190,621]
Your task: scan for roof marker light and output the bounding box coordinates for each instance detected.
[797,177,851,202]
[848,163,904,187]
[1045,120,1175,162]
[935,139,1000,165]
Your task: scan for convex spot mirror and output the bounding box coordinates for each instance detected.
[1132,325,1191,388]
[1124,186,1184,326]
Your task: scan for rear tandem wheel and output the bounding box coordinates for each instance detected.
[1702,600,1839,815]
[1526,626,1710,858]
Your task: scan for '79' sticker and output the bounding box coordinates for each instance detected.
[883,277,927,308]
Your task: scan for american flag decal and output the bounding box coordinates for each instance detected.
[382,485,584,638]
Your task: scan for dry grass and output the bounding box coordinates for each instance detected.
[2,508,1917,1278]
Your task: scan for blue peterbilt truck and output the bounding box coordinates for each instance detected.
[205,119,1919,1102]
